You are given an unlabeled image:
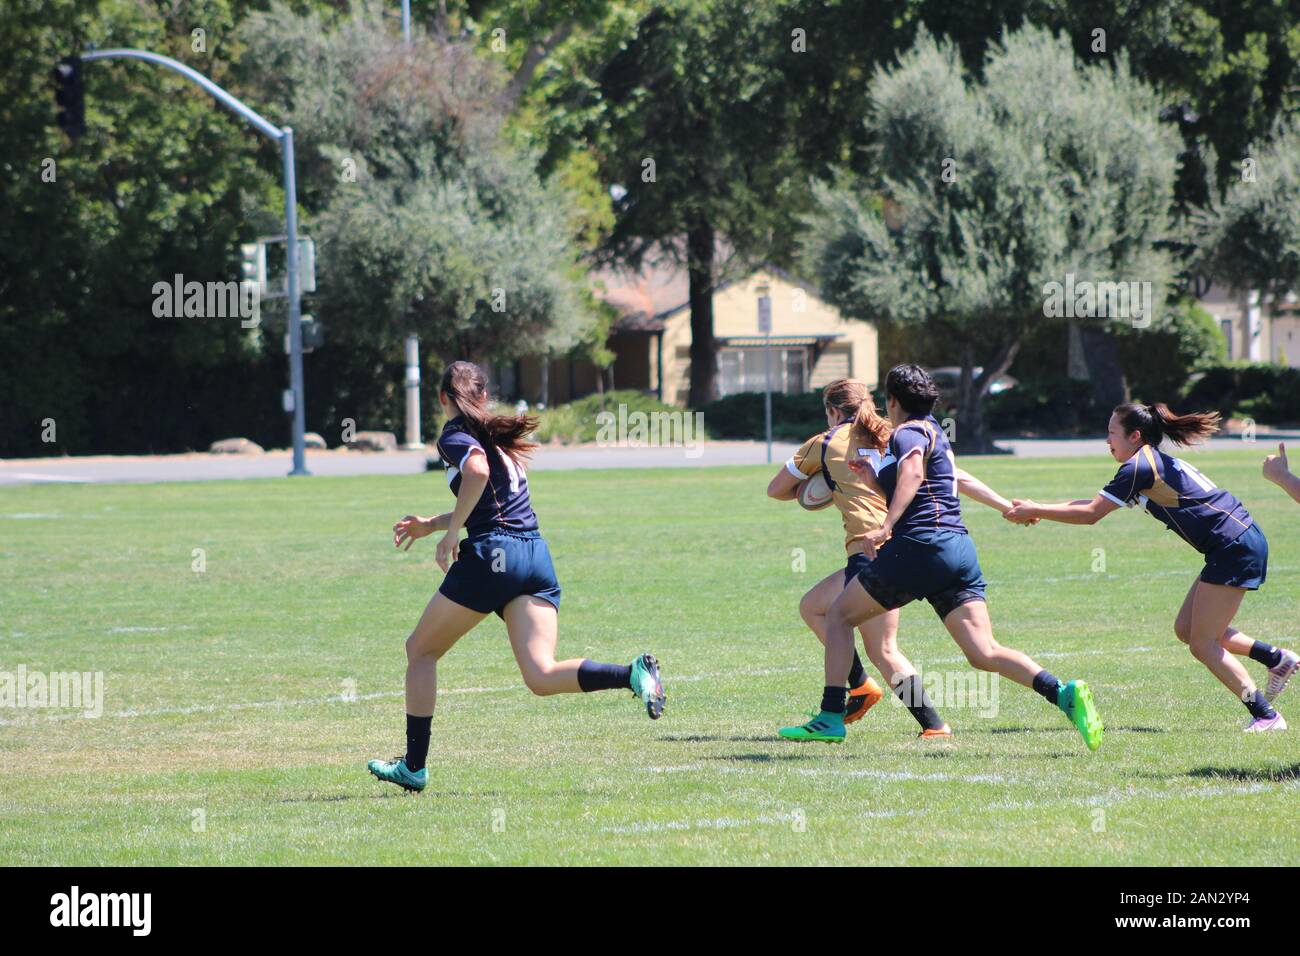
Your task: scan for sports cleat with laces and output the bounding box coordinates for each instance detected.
[367,756,428,793]
[1057,679,1104,751]
[778,710,845,743]
[918,724,954,739]
[1243,713,1288,733]
[844,676,884,725]
[630,653,666,719]
[1265,649,1299,703]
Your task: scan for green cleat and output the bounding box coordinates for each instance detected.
[630,653,666,719]
[367,756,428,792]
[1058,679,1104,751]
[778,710,846,744]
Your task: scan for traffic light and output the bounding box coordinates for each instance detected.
[53,55,84,139]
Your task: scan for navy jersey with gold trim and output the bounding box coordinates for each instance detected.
[1099,445,1252,554]
[873,415,966,537]
[437,417,539,537]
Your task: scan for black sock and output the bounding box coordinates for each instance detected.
[891,675,946,731]
[577,660,632,692]
[404,714,432,772]
[1032,670,1062,706]
[1243,690,1278,720]
[848,652,867,689]
[1249,641,1283,669]
[821,685,847,715]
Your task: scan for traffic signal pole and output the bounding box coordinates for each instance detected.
[76,48,311,476]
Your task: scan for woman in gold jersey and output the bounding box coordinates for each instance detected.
[768,378,1026,738]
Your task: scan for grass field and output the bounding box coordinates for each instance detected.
[2,447,1298,865]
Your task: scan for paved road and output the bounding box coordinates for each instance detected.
[2,433,1295,487]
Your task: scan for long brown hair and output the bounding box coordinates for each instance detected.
[441,361,539,463]
[823,378,891,452]
[1113,402,1221,447]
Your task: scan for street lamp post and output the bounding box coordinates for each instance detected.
[79,49,311,476]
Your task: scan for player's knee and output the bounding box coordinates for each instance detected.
[1173,616,1191,644]
[961,643,999,672]
[405,632,428,664]
[520,662,558,696]
[798,592,822,627]
[1187,638,1215,664]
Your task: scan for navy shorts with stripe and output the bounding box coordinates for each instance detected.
[844,552,872,586]
[1201,522,1268,590]
[438,530,562,616]
[855,529,986,620]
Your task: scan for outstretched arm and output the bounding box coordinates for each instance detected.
[1005,494,1120,526]
[955,467,1012,515]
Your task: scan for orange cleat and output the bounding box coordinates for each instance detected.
[844,676,885,725]
[918,724,954,739]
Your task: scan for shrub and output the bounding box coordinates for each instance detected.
[983,378,1101,436]
[519,390,704,444]
[696,391,830,441]
[1182,363,1300,424]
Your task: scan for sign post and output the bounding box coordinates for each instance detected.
[757,282,773,465]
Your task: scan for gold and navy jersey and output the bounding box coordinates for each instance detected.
[438,417,540,537]
[873,415,967,537]
[1099,445,1252,554]
[786,422,889,553]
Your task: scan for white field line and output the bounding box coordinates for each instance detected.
[598,780,1293,835]
[0,646,1162,727]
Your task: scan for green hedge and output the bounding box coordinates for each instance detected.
[695,391,833,441]
[984,378,1101,435]
[524,390,705,444]
[1183,363,1300,425]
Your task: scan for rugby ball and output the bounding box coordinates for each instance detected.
[797,473,835,511]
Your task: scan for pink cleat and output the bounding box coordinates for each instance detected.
[1265,649,1300,703]
[1243,713,1288,733]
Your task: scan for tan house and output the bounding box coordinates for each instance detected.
[497,259,878,407]
[1198,285,1300,366]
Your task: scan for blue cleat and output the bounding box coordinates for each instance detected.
[367,756,428,792]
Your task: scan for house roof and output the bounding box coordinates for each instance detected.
[590,236,823,323]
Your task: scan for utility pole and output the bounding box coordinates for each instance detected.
[76,49,311,476]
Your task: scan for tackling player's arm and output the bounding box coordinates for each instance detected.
[862,452,924,557]
[1005,495,1119,525]
[1264,443,1300,504]
[955,467,1011,515]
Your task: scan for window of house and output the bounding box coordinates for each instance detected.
[1220,319,1233,360]
[718,347,809,396]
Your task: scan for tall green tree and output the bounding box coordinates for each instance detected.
[238,1,599,369]
[805,26,1180,451]
[567,0,917,405]
[1196,120,1300,355]
[0,0,283,456]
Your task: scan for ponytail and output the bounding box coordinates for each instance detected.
[441,360,539,463]
[1113,401,1220,448]
[823,378,890,452]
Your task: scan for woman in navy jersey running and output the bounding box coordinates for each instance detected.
[367,361,666,792]
[1006,403,1296,732]
[779,364,1104,750]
